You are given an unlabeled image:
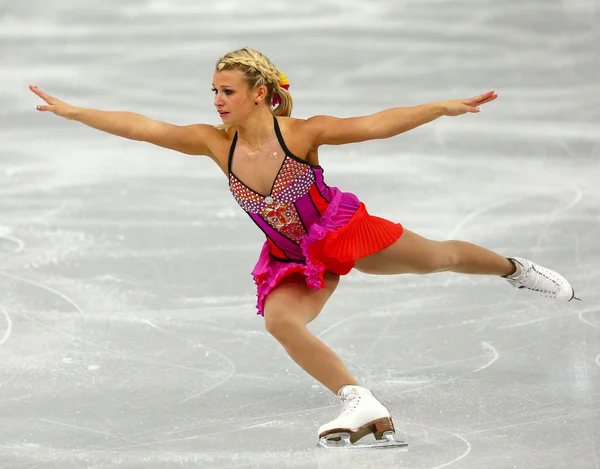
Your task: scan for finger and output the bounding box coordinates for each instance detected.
[468,91,495,104]
[477,91,495,99]
[29,84,44,97]
[29,85,54,104]
[469,94,497,106]
[35,104,51,112]
[476,94,498,106]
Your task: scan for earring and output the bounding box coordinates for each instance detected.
[255,101,259,105]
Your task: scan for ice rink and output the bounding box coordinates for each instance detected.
[1,0,599,467]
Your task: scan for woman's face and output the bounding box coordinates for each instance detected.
[212,70,256,124]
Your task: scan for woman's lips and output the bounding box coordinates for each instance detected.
[219,111,229,117]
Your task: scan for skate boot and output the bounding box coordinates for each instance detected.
[505,257,579,302]
[317,385,407,449]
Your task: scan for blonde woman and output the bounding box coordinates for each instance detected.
[30,47,578,448]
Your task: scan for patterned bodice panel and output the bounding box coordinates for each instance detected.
[229,156,316,243]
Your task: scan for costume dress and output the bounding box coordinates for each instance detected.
[228,116,404,315]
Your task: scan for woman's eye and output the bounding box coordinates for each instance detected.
[211,88,233,96]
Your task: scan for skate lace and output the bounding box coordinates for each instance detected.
[338,389,361,416]
[520,266,560,295]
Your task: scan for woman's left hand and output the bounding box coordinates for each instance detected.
[441,91,498,116]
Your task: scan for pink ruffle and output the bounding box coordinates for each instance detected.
[251,189,359,316]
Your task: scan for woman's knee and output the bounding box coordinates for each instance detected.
[409,240,457,274]
[436,241,462,272]
[264,309,303,342]
[263,272,339,339]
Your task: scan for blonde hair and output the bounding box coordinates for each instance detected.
[215,48,293,126]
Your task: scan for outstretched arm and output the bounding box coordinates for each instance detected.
[307,91,497,146]
[30,85,218,157]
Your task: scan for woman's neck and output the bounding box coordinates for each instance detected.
[236,109,276,146]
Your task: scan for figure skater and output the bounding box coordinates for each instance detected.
[30,47,578,448]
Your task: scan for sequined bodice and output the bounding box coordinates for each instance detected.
[227,116,335,250]
[230,155,315,210]
[229,155,316,242]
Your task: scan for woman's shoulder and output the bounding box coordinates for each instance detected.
[276,115,319,137]
[276,115,305,125]
[274,116,323,165]
[194,125,237,175]
[208,124,236,139]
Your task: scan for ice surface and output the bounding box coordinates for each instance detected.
[1,0,599,467]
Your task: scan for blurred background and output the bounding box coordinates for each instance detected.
[1,0,599,467]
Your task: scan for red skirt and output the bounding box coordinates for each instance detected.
[307,203,404,275]
[251,202,403,316]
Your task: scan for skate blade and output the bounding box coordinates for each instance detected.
[317,431,408,449]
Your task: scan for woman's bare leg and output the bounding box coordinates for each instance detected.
[354,228,516,276]
[263,272,358,394]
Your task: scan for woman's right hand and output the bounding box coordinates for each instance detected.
[28,85,218,159]
[30,85,78,120]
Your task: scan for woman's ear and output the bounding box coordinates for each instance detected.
[257,84,268,103]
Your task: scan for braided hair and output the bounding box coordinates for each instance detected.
[215,48,293,118]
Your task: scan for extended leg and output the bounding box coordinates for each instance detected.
[354,228,515,276]
[353,228,577,301]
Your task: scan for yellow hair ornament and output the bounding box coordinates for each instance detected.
[273,70,290,107]
[277,70,290,90]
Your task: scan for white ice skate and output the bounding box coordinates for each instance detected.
[505,257,580,302]
[317,385,407,449]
